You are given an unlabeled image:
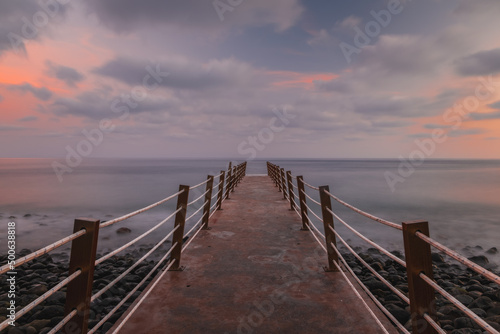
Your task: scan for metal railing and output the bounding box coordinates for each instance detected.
[0,161,247,334]
[266,161,500,334]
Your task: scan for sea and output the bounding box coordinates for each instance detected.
[1,158,499,265]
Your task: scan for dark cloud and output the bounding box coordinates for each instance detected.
[314,78,353,93]
[18,115,38,122]
[93,57,258,91]
[0,125,28,131]
[448,128,485,137]
[488,101,500,109]
[84,0,302,33]
[468,111,500,120]
[455,48,500,76]
[0,0,69,56]
[8,83,52,101]
[45,61,85,87]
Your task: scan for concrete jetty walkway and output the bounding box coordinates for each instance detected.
[114,176,396,333]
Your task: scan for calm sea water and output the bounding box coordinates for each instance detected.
[1,158,499,264]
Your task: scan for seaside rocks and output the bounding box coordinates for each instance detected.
[116,227,132,234]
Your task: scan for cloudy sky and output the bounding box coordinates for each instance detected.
[1,0,500,159]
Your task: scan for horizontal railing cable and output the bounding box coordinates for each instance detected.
[110,258,178,334]
[326,208,406,268]
[182,218,207,253]
[187,189,210,206]
[304,220,327,253]
[183,213,206,240]
[423,313,447,334]
[88,242,177,334]
[189,178,210,190]
[331,244,409,334]
[302,180,319,190]
[185,202,206,223]
[47,309,78,334]
[300,189,321,206]
[101,190,184,228]
[0,230,86,275]
[330,225,409,304]
[96,209,181,266]
[420,273,498,334]
[91,226,178,302]
[325,190,402,230]
[0,270,81,332]
[416,232,500,285]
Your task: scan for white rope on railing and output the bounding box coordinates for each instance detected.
[189,178,210,190]
[331,245,409,334]
[300,189,321,206]
[416,232,500,285]
[92,227,177,302]
[324,190,402,231]
[423,313,447,334]
[101,190,184,228]
[0,229,86,275]
[96,209,181,265]
[331,226,409,304]
[308,206,324,223]
[182,217,207,253]
[111,258,178,334]
[304,220,327,253]
[47,309,78,334]
[0,270,81,332]
[303,180,319,190]
[326,208,406,268]
[210,200,218,213]
[211,192,219,201]
[187,189,210,206]
[88,243,177,334]
[420,273,499,334]
[183,213,206,240]
[185,201,206,223]
[209,205,219,219]
[291,182,298,189]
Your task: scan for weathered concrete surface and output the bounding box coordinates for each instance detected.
[114,176,397,334]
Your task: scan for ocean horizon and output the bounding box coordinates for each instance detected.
[1,158,499,265]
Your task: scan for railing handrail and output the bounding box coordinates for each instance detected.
[266,161,500,334]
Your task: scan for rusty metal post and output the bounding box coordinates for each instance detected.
[319,186,339,272]
[169,185,190,271]
[202,175,214,229]
[276,165,282,191]
[64,218,100,334]
[280,168,286,200]
[296,176,309,230]
[402,220,437,334]
[225,162,232,199]
[231,166,237,192]
[267,162,270,176]
[216,170,225,210]
[286,171,294,210]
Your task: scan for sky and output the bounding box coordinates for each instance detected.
[1,0,500,160]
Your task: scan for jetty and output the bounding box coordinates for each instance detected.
[1,161,499,334]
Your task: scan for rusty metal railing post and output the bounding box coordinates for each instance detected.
[64,218,100,334]
[231,166,237,192]
[169,185,190,271]
[276,165,282,191]
[402,220,437,334]
[225,162,232,199]
[202,175,214,229]
[267,162,270,176]
[286,171,294,210]
[319,186,339,272]
[296,176,309,230]
[216,170,225,210]
[280,168,286,200]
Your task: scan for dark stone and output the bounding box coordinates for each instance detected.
[27,319,51,331]
[454,316,474,329]
[432,252,444,263]
[455,294,474,306]
[467,255,489,266]
[466,284,484,293]
[469,296,493,309]
[116,227,132,234]
[28,284,48,295]
[37,305,64,319]
[469,308,486,318]
[385,303,410,324]
[486,247,498,254]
